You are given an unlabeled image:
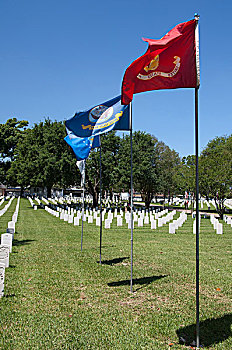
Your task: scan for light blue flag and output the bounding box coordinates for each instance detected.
[64,128,100,161]
[65,95,130,138]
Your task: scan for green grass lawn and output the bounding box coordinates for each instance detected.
[0,199,231,349]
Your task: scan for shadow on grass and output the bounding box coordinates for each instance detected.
[13,239,36,246]
[108,275,167,290]
[98,257,129,265]
[176,313,232,347]
[4,293,16,298]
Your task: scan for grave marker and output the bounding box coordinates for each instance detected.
[88,216,93,224]
[74,217,79,226]
[144,216,149,224]
[117,216,122,226]
[8,221,15,233]
[151,220,156,230]
[105,219,111,229]
[0,246,10,268]
[216,223,223,234]
[1,234,12,253]
[169,223,176,234]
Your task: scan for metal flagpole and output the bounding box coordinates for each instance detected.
[194,13,200,349]
[129,102,133,293]
[80,160,86,252]
[99,139,103,264]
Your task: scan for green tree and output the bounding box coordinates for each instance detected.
[156,142,181,204]
[199,135,232,218]
[117,131,160,209]
[176,155,196,195]
[0,118,28,184]
[85,131,121,207]
[9,119,79,196]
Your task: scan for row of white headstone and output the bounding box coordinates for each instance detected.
[0,197,20,297]
[44,203,168,227]
[0,196,5,207]
[34,197,41,206]
[0,196,15,217]
[169,212,188,234]
[210,215,223,234]
[43,202,190,234]
[28,197,38,210]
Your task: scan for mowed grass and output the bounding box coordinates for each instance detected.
[0,199,231,349]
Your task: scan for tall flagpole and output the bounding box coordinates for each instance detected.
[194,13,200,349]
[129,102,133,293]
[99,139,103,264]
[81,160,86,252]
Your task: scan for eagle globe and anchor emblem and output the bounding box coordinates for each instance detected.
[137,54,181,80]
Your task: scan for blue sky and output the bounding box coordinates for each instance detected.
[0,0,231,157]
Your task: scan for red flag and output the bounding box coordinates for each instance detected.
[121,19,198,105]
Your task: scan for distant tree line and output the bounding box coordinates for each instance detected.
[0,118,231,215]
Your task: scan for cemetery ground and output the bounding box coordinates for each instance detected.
[0,199,231,349]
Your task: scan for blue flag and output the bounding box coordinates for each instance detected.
[65,95,130,138]
[64,128,100,161]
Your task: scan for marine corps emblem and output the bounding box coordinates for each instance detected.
[137,55,181,80]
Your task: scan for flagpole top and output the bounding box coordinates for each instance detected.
[194,13,200,21]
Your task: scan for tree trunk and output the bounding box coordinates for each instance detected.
[47,187,52,198]
[142,192,152,210]
[92,191,99,208]
[163,193,166,209]
[215,197,224,219]
[20,186,24,196]
[86,175,99,208]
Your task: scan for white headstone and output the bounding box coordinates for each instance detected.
[169,223,176,234]
[144,216,149,224]
[213,219,218,230]
[138,218,143,227]
[88,216,93,224]
[12,214,18,222]
[68,215,74,224]
[64,213,69,222]
[0,246,10,268]
[105,219,111,229]
[74,217,79,226]
[151,220,156,230]
[193,220,196,234]
[133,214,138,222]
[1,234,12,253]
[117,216,123,226]
[96,217,100,226]
[128,220,134,229]
[8,221,15,233]
[216,223,223,234]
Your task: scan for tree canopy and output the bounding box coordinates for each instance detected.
[1,118,231,214]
